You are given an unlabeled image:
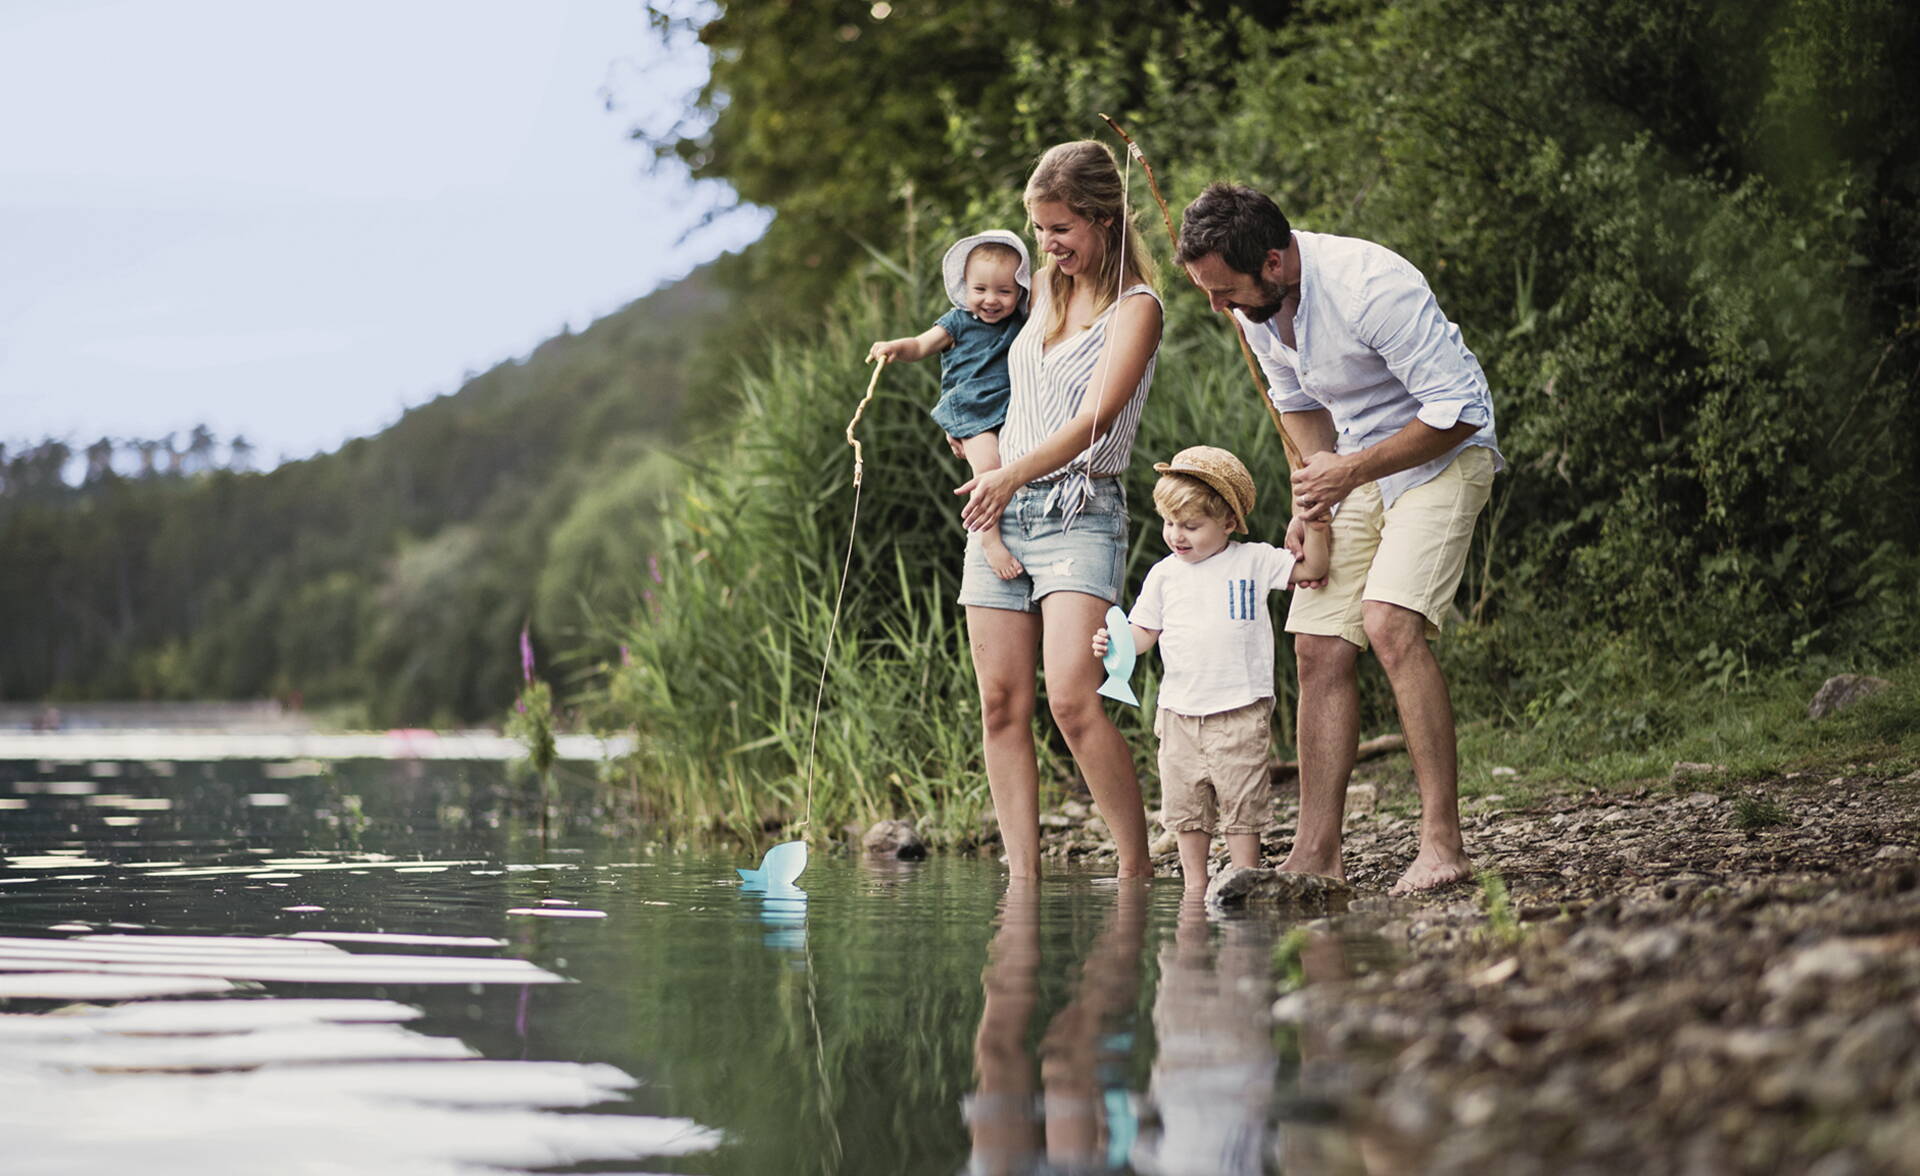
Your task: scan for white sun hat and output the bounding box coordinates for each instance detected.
[941,229,1032,312]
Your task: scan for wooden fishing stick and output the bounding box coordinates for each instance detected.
[1097,113,1303,476]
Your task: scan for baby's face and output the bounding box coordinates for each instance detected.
[964,253,1021,323]
[1160,510,1232,564]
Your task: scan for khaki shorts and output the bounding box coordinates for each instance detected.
[1155,699,1275,835]
[1286,446,1495,650]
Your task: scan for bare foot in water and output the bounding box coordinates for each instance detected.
[981,533,1024,580]
[1389,847,1474,895]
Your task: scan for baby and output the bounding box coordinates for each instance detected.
[868,230,1031,578]
[1094,446,1329,895]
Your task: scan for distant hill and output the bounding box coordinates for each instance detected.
[0,268,732,725]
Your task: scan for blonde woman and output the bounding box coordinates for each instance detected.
[955,140,1162,880]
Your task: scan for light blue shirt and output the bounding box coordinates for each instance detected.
[1235,230,1502,510]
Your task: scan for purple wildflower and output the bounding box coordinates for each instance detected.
[648,553,662,584]
[619,644,633,667]
[519,624,535,685]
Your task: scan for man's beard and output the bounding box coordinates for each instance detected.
[1238,274,1294,323]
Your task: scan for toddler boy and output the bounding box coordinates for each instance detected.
[1093,446,1329,894]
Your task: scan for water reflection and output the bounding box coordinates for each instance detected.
[1133,897,1278,1175]
[968,880,1148,1175]
[0,756,1401,1174]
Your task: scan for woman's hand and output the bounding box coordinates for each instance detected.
[1286,516,1328,589]
[1091,627,1110,658]
[957,466,1020,532]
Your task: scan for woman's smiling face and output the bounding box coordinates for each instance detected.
[1028,200,1104,279]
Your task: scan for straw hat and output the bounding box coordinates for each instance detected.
[1153,445,1257,532]
[941,230,1032,312]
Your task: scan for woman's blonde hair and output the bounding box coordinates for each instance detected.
[1024,141,1157,345]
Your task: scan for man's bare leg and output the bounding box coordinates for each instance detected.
[1363,601,1472,894]
[1281,633,1360,881]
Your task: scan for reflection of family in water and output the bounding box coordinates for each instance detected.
[967,885,1344,1175]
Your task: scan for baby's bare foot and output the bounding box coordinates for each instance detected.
[981,534,1024,580]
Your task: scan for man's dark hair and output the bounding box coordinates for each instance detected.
[1175,182,1291,275]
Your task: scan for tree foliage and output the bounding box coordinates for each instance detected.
[600,0,1920,826]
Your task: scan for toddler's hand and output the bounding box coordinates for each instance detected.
[867,340,902,364]
[1091,627,1110,658]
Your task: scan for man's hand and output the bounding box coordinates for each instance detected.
[1290,450,1361,522]
[1286,517,1328,589]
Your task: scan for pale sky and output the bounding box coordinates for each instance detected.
[0,0,762,466]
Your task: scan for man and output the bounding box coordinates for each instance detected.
[1176,183,1502,894]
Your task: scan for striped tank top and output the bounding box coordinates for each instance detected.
[998,282,1163,527]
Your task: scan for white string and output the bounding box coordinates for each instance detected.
[799,357,887,833]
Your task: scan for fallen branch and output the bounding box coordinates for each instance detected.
[1270,732,1406,784]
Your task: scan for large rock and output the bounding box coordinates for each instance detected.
[1807,673,1893,719]
[861,819,927,860]
[1204,866,1352,914]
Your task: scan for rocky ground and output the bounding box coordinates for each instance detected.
[1036,764,1920,1175]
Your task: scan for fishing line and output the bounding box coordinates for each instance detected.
[798,355,889,832]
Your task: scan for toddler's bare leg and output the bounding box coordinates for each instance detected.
[1176,830,1212,897]
[1225,832,1262,871]
[961,431,1023,580]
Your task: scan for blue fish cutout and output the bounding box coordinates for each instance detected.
[1097,604,1138,706]
[737,839,808,890]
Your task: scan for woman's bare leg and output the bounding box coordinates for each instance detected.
[960,432,1024,579]
[1039,591,1151,878]
[968,605,1044,879]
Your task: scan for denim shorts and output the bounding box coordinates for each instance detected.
[957,478,1128,613]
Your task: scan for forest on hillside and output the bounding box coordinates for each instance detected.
[4,0,1916,810]
[1,274,726,724]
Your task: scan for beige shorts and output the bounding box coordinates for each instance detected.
[1155,699,1275,835]
[1286,445,1496,650]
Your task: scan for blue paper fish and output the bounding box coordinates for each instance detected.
[737,840,808,890]
[1097,604,1138,706]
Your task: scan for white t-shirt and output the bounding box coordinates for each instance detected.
[1128,541,1297,716]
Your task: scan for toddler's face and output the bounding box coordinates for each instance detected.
[964,253,1021,323]
[1160,510,1232,564]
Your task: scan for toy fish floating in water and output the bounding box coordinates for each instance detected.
[737,840,808,890]
[1097,604,1138,706]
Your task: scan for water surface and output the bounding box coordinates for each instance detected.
[0,758,1370,1174]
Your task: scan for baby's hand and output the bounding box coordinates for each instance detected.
[1091,627,1110,658]
[867,340,903,363]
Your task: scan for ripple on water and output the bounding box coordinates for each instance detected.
[0,997,722,1173]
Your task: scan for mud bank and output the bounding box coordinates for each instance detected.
[1041,769,1920,1174]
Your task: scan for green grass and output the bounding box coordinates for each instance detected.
[1448,658,1920,806]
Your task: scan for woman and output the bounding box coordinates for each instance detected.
[955,140,1162,879]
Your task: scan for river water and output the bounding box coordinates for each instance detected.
[0,757,1377,1175]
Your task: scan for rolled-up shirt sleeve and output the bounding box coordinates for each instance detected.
[1358,265,1491,430]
